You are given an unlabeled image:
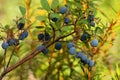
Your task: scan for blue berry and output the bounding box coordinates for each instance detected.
[87,15,94,22]
[45,33,51,41]
[19,33,25,40]
[1,42,8,49]
[23,30,28,38]
[18,23,24,30]
[55,42,62,50]
[91,39,98,47]
[67,42,74,49]
[76,52,84,58]
[38,33,44,40]
[88,60,94,67]
[80,33,87,41]
[64,18,70,24]
[69,47,76,55]
[37,45,48,54]
[60,6,67,14]
[7,39,14,46]
[81,55,88,63]
[90,21,95,27]
[52,17,58,22]
[13,38,19,45]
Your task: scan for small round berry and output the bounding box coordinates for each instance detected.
[69,47,76,55]
[90,39,98,47]
[13,38,19,46]
[80,33,87,41]
[87,15,94,22]
[45,33,51,41]
[7,39,14,46]
[90,21,95,27]
[1,42,8,49]
[18,22,25,30]
[64,18,70,24]
[76,52,84,58]
[52,17,58,22]
[23,30,28,38]
[38,33,44,41]
[81,55,88,63]
[60,6,67,14]
[67,42,74,49]
[37,45,48,54]
[55,42,62,50]
[19,33,25,40]
[88,60,94,67]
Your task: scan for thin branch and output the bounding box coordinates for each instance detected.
[0,31,75,80]
[6,47,15,68]
[3,49,7,71]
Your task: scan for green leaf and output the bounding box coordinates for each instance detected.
[19,6,26,16]
[36,16,47,21]
[40,0,50,10]
[35,26,44,29]
[95,27,103,34]
[51,0,59,9]
[50,13,60,18]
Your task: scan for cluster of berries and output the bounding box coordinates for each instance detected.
[51,6,70,24]
[87,14,95,27]
[1,22,28,50]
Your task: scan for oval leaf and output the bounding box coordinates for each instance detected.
[40,0,50,10]
[51,0,59,9]
[19,6,26,16]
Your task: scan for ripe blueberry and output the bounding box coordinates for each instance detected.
[55,42,62,50]
[38,33,44,41]
[64,18,70,24]
[60,6,67,14]
[19,33,25,40]
[80,33,87,41]
[23,30,28,38]
[81,55,88,63]
[7,39,14,46]
[52,17,58,22]
[87,15,94,22]
[1,42,8,49]
[69,47,76,55]
[76,52,84,58]
[67,42,74,49]
[90,21,95,27]
[13,38,19,46]
[90,39,98,47]
[37,45,48,54]
[45,33,51,41]
[80,32,91,42]
[88,60,94,67]
[18,22,25,30]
